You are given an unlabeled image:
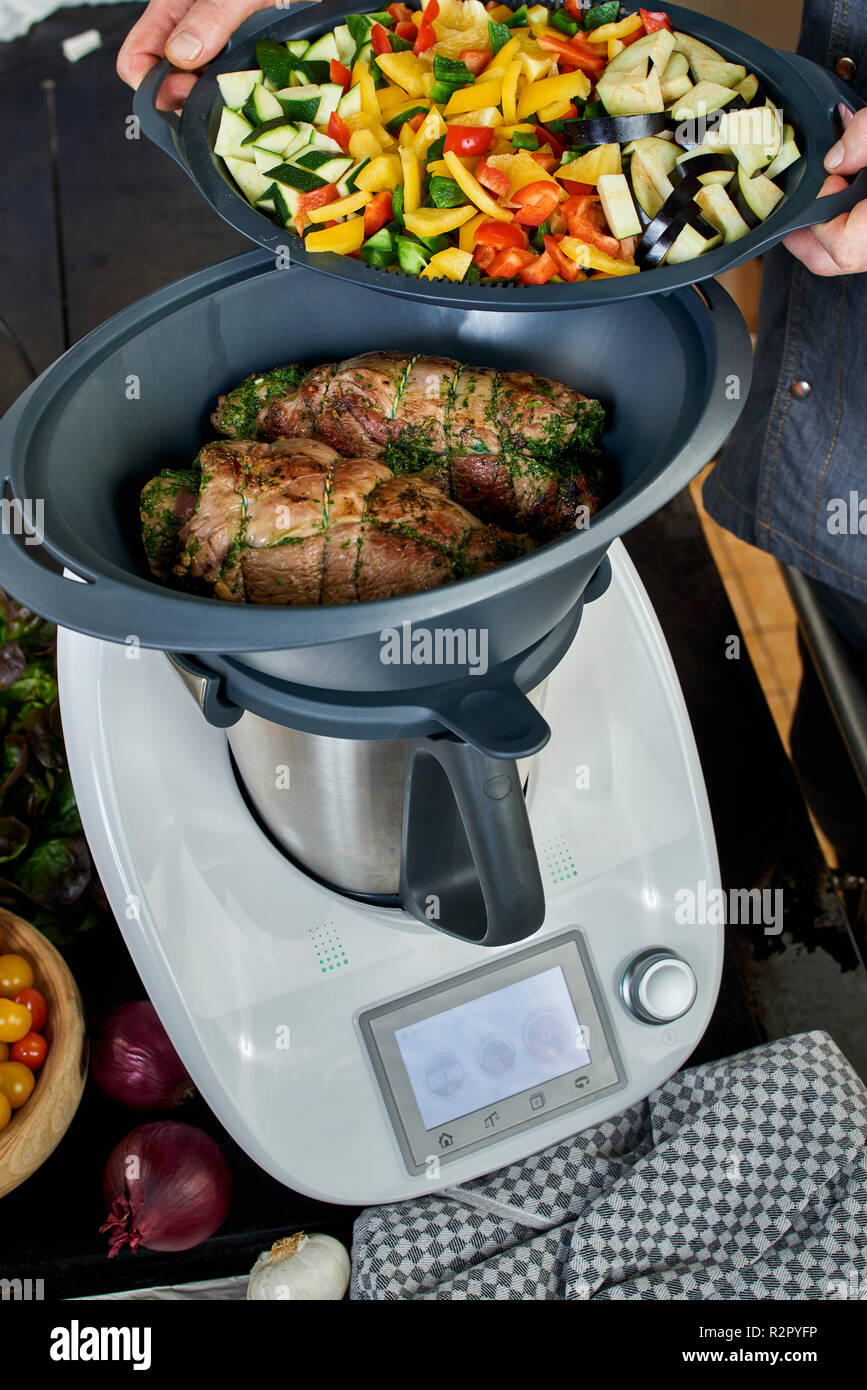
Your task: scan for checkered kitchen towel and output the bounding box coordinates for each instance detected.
[351,1032,867,1299]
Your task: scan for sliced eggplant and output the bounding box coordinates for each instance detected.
[561,112,669,147]
[629,150,668,220]
[605,29,677,76]
[673,33,746,89]
[765,124,802,181]
[661,52,693,106]
[733,73,762,106]
[671,148,737,187]
[668,80,739,121]
[597,173,642,239]
[665,218,723,263]
[732,165,784,227]
[597,69,665,117]
[695,183,751,243]
[635,173,708,266]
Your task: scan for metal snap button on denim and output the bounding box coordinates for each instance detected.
[790,379,812,399]
[836,57,857,81]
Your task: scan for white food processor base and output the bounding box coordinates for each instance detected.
[58,539,722,1205]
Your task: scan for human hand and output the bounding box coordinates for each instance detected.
[784,105,867,276]
[117,0,276,110]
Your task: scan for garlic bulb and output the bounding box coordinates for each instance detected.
[247,1233,350,1301]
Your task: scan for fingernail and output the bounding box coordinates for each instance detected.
[826,141,844,169]
[839,102,854,128]
[167,31,202,63]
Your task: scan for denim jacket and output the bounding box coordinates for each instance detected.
[703,0,867,602]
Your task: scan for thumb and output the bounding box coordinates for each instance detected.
[824,103,867,175]
[165,0,271,68]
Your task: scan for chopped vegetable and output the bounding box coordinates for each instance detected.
[444,124,493,156]
[511,180,562,226]
[305,216,367,252]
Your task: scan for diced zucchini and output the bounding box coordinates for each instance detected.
[305,32,340,63]
[217,69,263,110]
[343,157,370,193]
[214,108,256,161]
[252,146,285,174]
[264,180,301,224]
[242,83,284,125]
[223,156,274,205]
[695,183,751,243]
[313,83,344,127]
[282,122,314,159]
[337,82,364,118]
[265,162,328,193]
[285,41,309,59]
[333,24,356,66]
[276,85,323,123]
[241,118,297,152]
[597,173,642,239]
[294,152,353,182]
[309,131,345,154]
[664,219,723,263]
[765,124,801,181]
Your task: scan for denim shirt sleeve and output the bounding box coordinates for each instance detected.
[702,0,867,603]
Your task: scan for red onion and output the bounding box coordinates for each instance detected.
[92,1001,194,1109]
[101,1121,233,1256]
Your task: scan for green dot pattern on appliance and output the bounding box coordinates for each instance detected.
[541,834,578,884]
[310,923,349,972]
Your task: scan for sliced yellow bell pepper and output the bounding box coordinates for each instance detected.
[306,189,371,224]
[486,151,559,196]
[559,238,640,275]
[443,148,513,222]
[608,38,625,61]
[483,35,520,81]
[355,153,404,193]
[414,107,447,158]
[426,158,455,178]
[404,205,478,237]
[519,42,557,82]
[352,63,379,116]
[305,217,366,256]
[538,97,573,123]
[375,50,428,98]
[419,247,474,282]
[497,123,538,139]
[378,87,421,119]
[349,129,384,161]
[588,12,644,43]
[444,79,503,117]
[558,143,621,185]
[516,69,590,120]
[487,3,514,19]
[399,146,423,213]
[500,58,524,125]
[459,211,488,253]
[451,107,503,127]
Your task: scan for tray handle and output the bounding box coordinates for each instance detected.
[774,51,867,233]
[131,3,325,167]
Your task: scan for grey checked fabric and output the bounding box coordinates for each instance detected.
[350,1032,867,1300]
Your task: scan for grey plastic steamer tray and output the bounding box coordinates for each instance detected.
[133,0,867,310]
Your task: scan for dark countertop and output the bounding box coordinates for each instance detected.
[1,4,865,1300]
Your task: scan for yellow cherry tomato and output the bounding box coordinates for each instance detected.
[0,953,34,998]
[0,1060,35,1109]
[0,998,33,1043]
[0,1091,11,1130]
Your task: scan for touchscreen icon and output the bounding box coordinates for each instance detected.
[476,1035,516,1077]
[524,1009,570,1062]
[425,1054,465,1099]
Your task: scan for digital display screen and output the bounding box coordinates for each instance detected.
[394,966,591,1130]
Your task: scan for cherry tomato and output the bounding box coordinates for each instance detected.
[0,953,34,998]
[0,1091,10,1131]
[14,987,47,1032]
[0,1060,35,1108]
[0,998,33,1043]
[444,125,493,157]
[11,1031,48,1070]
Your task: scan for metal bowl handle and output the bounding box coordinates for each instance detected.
[773,52,867,234]
[400,736,546,948]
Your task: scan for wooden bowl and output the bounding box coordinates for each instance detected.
[0,908,87,1198]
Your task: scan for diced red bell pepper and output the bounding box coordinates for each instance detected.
[539,34,606,80]
[640,9,672,32]
[371,22,392,56]
[396,20,418,40]
[364,190,394,237]
[517,250,559,285]
[328,110,352,153]
[473,243,497,271]
[407,111,427,132]
[388,2,415,22]
[510,181,562,227]
[414,0,439,54]
[564,0,584,17]
[535,123,564,159]
[559,178,594,197]
[330,59,353,91]
[476,160,512,196]
[530,150,558,172]
[543,232,583,282]
[488,247,537,278]
[562,194,621,256]
[444,124,493,156]
[459,48,492,76]
[298,184,339,215]
[473,220,529,250]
